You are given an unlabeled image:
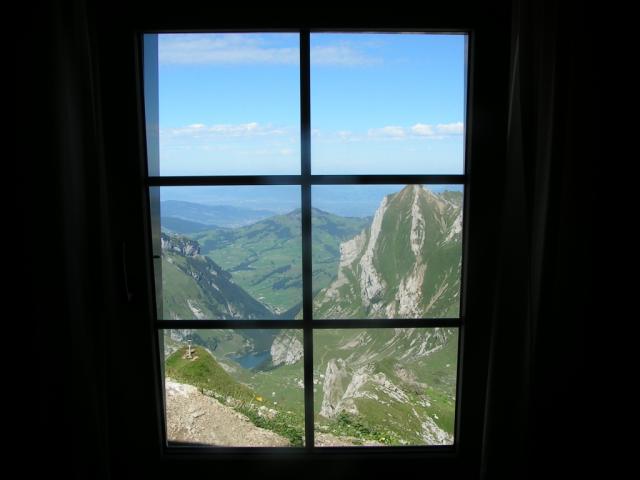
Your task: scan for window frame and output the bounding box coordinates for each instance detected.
[134,26,500,464]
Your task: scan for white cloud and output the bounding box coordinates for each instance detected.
[435,122,464,135]
[159,34,299,65]
[368,126,406,138]
[311,45,381,67]
[163,122,292,139]
[163,121,464,146]
[404,122,465,138]
[411,123,436,136]
[158,34,381,67]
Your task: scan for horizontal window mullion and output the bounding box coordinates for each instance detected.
[147,175,303,186]
[156,319,302,329]
[155,318,462,330]
[163,444,457,455]
[311,318,462,328]
[147,174,466,187]
[310,174,466,185]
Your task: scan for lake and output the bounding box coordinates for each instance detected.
[231,350,271,369]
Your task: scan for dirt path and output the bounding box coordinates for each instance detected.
[165,379,289,447]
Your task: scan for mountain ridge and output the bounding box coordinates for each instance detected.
[161,200,276,228]
[314,185,462,319]
[161,233,276,320]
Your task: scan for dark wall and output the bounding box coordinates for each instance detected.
[21,1,592,479]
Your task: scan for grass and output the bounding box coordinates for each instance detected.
[238,406,304,446]
[312,328,459,445]
[162,257,211,319]
[162,248,276,320]
[166,346,255,402]
[325,411,396,445]
[247,361,304,413]
[166,345,306,446]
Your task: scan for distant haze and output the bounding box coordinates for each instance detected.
[159,184,462,219]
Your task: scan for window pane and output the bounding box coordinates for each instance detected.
[155,186,302,320]
[154,33,300,175]
[312,185,463,319]
[163,329,304,446]
[311,33,466,174]
[314,328,458,446]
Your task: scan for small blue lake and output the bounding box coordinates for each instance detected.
[231,350,271,369]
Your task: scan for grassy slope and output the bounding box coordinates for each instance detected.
[162,256,214,319]
[313,328,458,445]
[162,246,276,320]
[169,331,304,416]
[166,346,256,402]
[166,346,304,445]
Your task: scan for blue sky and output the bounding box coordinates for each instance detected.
[155,33,466,177]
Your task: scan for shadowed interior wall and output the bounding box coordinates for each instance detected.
[22,1,593,478]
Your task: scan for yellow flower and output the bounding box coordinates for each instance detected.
[256,396,263,402]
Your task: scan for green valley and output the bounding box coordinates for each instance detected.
[185,208,368,315]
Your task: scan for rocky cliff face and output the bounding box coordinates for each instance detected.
[161,233,200,256]
[314,185,463,319]
[270,330,303,366]
[315,327,457,445]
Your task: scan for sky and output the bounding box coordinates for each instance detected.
[154,33,467,177]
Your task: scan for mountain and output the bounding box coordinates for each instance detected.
[161,216,211,234]
[191,208,369,314]
[161,233,276,320]
[311,208,373,296]
[165,327,458,446]
[161,200,275,228]
[159,187,462,446]
[313,185,463,319]
[314,327,458,445]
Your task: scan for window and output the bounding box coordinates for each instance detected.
[142,31,468,450]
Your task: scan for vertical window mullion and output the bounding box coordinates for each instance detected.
[300,29,315,450]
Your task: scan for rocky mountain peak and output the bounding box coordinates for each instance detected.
[161,232,201,257]
[314,185,463,319]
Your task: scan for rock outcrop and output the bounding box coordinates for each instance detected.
[270,330,303,366]
[165,379,290,447]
